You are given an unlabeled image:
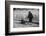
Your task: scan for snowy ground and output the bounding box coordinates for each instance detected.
[13,20,39,28]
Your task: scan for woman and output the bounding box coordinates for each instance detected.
[28,11,33,22]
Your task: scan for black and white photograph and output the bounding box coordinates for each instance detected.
[9,4,44,33]
[13,8,39,28]
[5,1,45,35]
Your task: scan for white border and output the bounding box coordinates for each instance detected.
[10,5,43,32]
